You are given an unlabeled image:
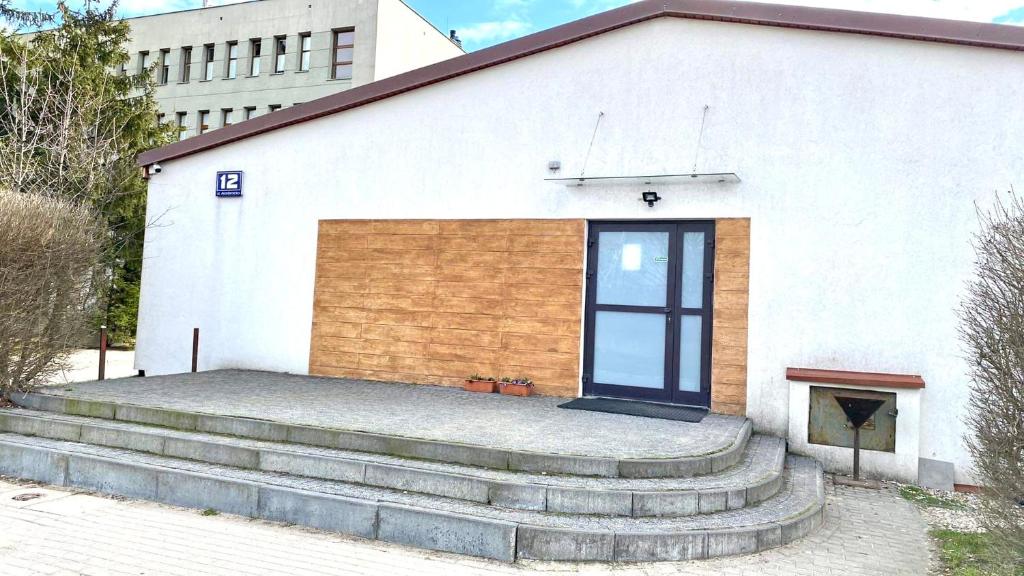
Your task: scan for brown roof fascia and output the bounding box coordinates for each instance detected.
[139,0,1024,166]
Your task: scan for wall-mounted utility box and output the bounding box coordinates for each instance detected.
[808,386,896,452]
[786,369,923,483]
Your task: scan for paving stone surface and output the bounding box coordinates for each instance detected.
[0,475,930,575]
[33,370,747,459]
[0,409,780,491]
[0,433,818,531]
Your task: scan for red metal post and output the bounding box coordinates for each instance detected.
[191,328,199,373]
[98,326,107,381]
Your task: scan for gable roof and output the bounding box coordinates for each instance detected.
[138,0,1024,166]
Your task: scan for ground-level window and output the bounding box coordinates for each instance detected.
[198,110,210,134]
[250,39,261,76]
[226,42,238,79]
[243,106,256,121]
[221,108,233,127]
[175,112,187,140]
[332,29,353,80]
[299,33,311,71]
[268,104,281,113]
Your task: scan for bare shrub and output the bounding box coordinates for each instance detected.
[960,191,1024,574]
[0,191,102,398]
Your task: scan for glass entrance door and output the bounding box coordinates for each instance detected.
[583,221,715,406]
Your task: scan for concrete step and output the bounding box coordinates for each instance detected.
[12,392,752,478]
[0,409,784,517]
[0,432,825,562]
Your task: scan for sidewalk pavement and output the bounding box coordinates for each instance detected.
[43,349,136,386]
[0,475,930,576]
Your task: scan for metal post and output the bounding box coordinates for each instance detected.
[98,325,107,381]
[191,328,199,373]
[853,426,861,480]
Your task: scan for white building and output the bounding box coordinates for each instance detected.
[136,0,1024,488]
[119,0,463,138]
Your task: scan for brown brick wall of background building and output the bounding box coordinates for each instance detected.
[309,219,585,397]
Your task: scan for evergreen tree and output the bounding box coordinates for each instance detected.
[0,1,175,345]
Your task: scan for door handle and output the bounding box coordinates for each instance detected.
[665,308,673,324]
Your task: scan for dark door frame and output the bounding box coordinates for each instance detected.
[581,220,715,407]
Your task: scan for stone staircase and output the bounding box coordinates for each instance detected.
[0,391,824,562]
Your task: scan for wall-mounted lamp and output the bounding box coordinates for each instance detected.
[641,190,662,207]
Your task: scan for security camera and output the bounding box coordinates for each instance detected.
[151,163,162,174]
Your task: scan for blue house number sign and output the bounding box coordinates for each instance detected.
[216,171,243,197]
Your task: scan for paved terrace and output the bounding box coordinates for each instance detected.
[34,370,746,459]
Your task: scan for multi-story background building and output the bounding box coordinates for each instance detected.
[122,0,463,139]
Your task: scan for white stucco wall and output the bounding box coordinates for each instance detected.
[136,17,1024,484]
[372,0,463,81]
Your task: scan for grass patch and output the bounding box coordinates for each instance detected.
[931,529,997,575]
[200,508,219,517]
[900,485,964,509]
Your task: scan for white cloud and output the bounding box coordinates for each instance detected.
[117,0,251,18]
[456,18,533,43]
[493,0,534,8]
[755,0,1024,24]
[567,0,641,12]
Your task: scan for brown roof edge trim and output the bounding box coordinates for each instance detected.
[139,0,1024,166]
[785,367,926,389]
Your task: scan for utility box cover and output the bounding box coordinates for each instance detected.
[808,386,896,452]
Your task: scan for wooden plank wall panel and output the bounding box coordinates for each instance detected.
[711,218,751,416]
[310,219,585,397]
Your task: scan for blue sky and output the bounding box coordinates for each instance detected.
[12,0,1024,51]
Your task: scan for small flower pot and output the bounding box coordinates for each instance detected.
[464,379,497,393]
[499,382,534,397]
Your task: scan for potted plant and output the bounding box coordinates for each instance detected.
[464,374,497,393]
[498,376,534,397]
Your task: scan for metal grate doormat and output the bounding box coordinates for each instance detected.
[558,397,708,423]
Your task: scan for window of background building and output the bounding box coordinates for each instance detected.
[138,51,149,74]
[156,113,165,124]
[226,42,238,79]
[250,39,261,76]
[332,30,354,80]
[243,107,256,121]
[274,36,286,73]
[222,108,233,127]
[198,110,210,134]
[175,112,187,140]
[203,44,215,81]
[158,49,170,85]
[268,104,281,113]
[180,47,192,82]
[119,62,127,76]
[299,33,311,71]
